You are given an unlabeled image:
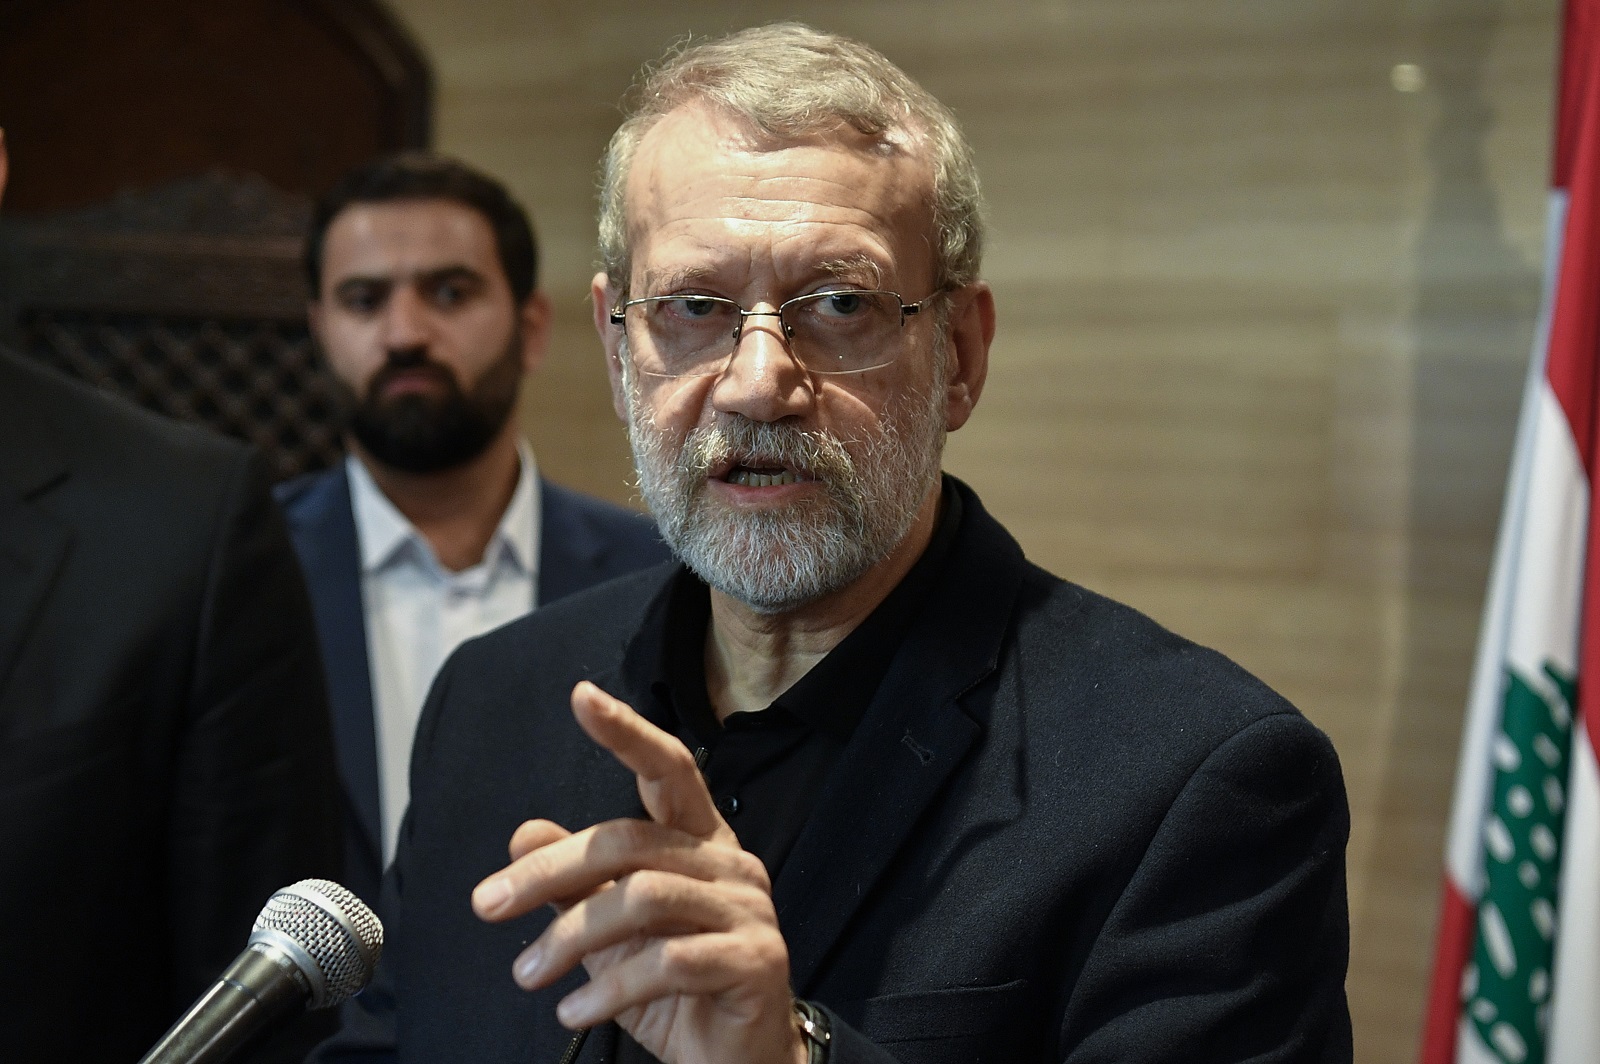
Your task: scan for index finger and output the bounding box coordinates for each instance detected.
[571,680,728,841]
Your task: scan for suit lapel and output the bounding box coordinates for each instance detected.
[285,466,384,869]
[774,483,1028,992]
[572,616,683,826]
[553,656,662,1064]
[0,393,73,702]
[0,494,71,701]
[537,481,604,605]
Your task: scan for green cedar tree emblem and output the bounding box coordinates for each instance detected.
[1463,661,1576,1064]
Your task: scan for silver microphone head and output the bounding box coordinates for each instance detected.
[246,879,383,1009]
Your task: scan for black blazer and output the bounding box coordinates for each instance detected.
[0,351,343,1061]
[316,478,1352,1064]
[276,463,670,904]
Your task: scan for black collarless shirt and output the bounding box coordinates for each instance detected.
[637,485,964,880]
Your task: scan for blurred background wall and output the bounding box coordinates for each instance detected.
[0,0,1564,1059]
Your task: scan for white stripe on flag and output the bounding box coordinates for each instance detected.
[1446,192,1572,897]
[1447,378,1587,894]
[1501,384,1586,683]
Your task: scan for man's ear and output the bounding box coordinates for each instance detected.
[0,128,10,209]
[942,281,995,433]
[517,289,554,375]
[592,272,630,422]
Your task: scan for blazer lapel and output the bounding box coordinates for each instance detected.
[536,481,604,605]
[286,467,384,870]
[0,495,71,701]
[0,416,72,702]
[774,482,1028,993]
[549,655,667,1064]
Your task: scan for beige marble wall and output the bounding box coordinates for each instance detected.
[385,0,1563,1058]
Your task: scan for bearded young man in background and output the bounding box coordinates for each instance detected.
[315,25,1353,1064]
[278,154,668,907]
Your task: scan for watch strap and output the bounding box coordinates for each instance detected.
[793,998,831,1064]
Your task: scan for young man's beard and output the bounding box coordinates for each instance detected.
[344,333,523,475]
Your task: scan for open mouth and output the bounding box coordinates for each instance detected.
[713,458,811,488]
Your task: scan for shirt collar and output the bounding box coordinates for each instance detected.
[347,453,412,573]
[498,440,541,574]
[346,440,541,578]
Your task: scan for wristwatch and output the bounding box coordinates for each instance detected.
[793,998,832,1063]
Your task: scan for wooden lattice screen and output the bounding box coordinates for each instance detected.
[0,173,345,480]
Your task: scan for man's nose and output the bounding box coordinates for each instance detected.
[380,285,431,350]
[709,310,812,423]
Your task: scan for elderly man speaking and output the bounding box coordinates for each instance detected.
[315,23,1352,1064]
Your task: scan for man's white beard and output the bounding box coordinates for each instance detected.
[624,348,949,614]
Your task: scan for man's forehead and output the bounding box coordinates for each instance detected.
[323,198,498,277]
[624,104,935,246]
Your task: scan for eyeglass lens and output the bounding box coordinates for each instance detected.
[622,290,907,377]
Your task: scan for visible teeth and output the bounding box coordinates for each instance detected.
[729,469,799,487]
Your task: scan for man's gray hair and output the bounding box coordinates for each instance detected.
[597,22,983,295]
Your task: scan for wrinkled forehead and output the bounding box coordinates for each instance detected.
[622,103,938,282]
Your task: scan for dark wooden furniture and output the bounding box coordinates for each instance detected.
[0,0,431,478]
[0,174,346,480]
[0,0,431,212]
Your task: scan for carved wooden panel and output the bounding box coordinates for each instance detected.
[0,173,346,480]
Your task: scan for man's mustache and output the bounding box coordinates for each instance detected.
[364,349,459,404]
[680,418,857,485]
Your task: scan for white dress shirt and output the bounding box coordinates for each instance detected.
[347,443,542,866]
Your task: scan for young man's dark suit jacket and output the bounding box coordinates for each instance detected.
[0,351,343,1061]
[314,477,1353,1064]
[276,463,670,904]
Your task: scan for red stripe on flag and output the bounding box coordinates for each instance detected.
[1419,879,1476,1064]
[1545,0,1600,768]
[1555,0,1599,187]
[1546,42,1600,464]
[1589,667,1600,771]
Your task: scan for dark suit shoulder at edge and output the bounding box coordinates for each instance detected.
[541,478,646,520]
[1,347,249,474]
[455,561,675,662]
[1014,559,1306,723]
[541,478,663,543]
[274,465,342,509]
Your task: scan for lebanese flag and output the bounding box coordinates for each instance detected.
[1420,2,1600,1062]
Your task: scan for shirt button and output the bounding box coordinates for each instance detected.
[715,794,740,818]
